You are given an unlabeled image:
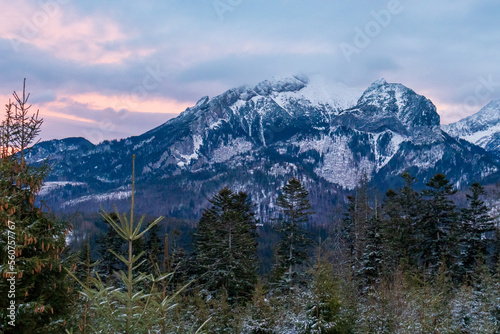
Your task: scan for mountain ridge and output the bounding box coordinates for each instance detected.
[26,75,500,222]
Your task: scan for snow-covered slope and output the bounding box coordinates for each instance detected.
[26,75,500,222]
[443,100,500,155]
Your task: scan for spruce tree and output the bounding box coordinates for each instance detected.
[419,173,459,275]
[342,195,357,259]
[194,187,258,303]
[459,183,495,278]
[358,214,385,286]
[341,176,372,274]
[271,178,313,287]
[381,172,421,270]
[343,174,373,280]
[0,80,75,333]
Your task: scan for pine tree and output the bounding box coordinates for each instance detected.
[272,178,313,287]
[0,80,76,333]
[194,187,258,303]
[459,183,495,278]
[418,173,459,276]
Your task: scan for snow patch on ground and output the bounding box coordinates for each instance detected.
[61,190,132,208]
[39,181,86,196]
[488,198,500,227]
[96,176,113,183]
[230,99,247,114]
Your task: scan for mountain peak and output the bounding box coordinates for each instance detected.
[465,99,500,124]
[352,80,440,129]
[370,78,388,87]
[443,99,500,153]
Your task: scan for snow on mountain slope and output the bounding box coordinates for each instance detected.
[443,100,500,154]
[264,74,363,113]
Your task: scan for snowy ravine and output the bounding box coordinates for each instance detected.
[26,75,500,222]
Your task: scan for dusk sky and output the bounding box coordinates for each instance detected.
[1,0,499,143]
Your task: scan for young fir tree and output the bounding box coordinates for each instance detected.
[194,187,258,303]
[459,182,495,278]
[418,173,459,276]
[68,155,186,333]
[0,80,76,333]
[271,178,313,287]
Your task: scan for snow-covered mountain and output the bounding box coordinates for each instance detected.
[443,100,500,156]
[27,75,500,222]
